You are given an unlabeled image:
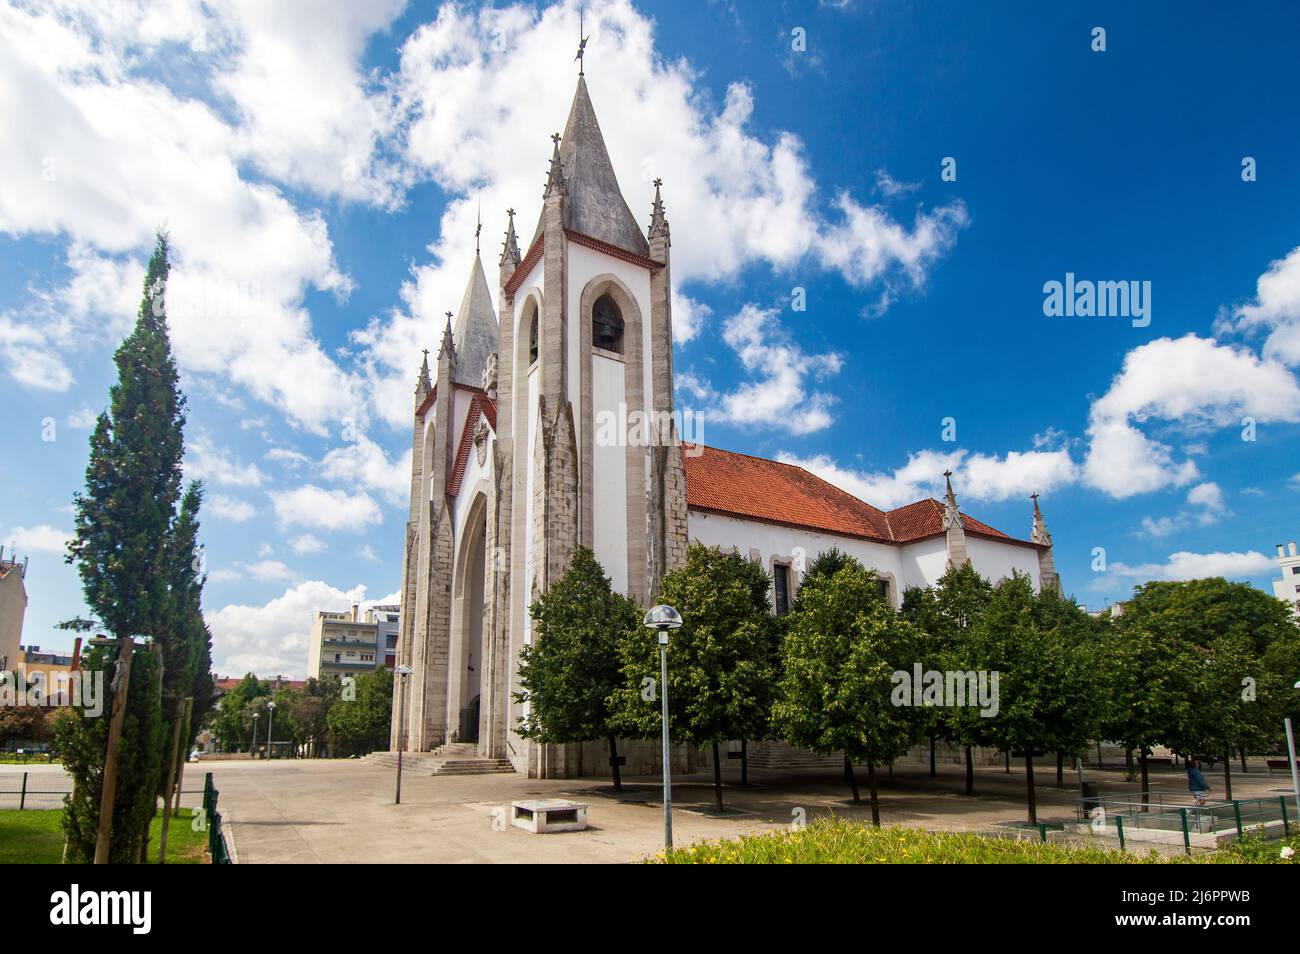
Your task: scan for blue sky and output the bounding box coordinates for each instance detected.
[3,0,1300,677]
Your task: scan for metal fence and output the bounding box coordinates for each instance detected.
[202,772,232,864]
[1075,795,1294,854]
[0,771,205,811]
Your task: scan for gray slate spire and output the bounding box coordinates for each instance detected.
[942,470,970,568]
[451,254,498,388]
[499,207,521,268]
[531,76,650,257]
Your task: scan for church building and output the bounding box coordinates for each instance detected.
[389,73,1061,777]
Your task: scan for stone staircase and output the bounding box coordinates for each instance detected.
[745,741,843,771]
[364,748,516,777]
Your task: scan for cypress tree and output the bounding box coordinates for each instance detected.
[61,232,198,861]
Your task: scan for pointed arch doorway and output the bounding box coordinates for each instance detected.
[449,493,488,747]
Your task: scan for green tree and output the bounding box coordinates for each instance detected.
[902,562,995,793]
[61,233,189,862]
[966,573,1096,824]
[327,669,394,756]
[210,673,271,752]
[516,547,641,791]
[775,558,920,824]
[290,678,342,757]
[56,642,165,863]
[611,542,777,812]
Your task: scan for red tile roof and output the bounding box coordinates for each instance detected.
[448,391,497,497]
[681,444,1037,549]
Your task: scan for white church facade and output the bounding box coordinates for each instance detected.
[390,74,1061,777]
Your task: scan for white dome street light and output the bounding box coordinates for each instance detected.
[643,604,682,849]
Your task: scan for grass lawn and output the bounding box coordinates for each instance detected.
[653,818,1300,864]
[0,808,209,864]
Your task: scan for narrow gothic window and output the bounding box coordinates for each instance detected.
[529,312,539,365]
[592,293,624,354]
[773,564,790,615]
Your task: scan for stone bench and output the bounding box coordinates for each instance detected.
[510,798,588,834]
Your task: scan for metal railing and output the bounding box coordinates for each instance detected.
[1076,795,1293,854]
[0,771,205,810]
[202,772,232,865]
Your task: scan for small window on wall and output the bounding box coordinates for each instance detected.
[773,563,791,616]
[529,312,539,365]
[592,293,624,354]
[876,578,891,605]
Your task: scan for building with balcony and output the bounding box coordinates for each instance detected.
[307,604,401,681]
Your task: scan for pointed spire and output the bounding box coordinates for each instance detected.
[941,470,969,568]
[531,77,650,256]
[648,176,670,244]
[415,348,431,395]
[499,207,520,268]
[451,255,498,387]
[1030,492,1052,546]
[437,311,456,362]
[942,470,963,530]
[544,132,566,198]
[1030,492,1062,594]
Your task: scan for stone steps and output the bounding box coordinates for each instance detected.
[364,751,516,776]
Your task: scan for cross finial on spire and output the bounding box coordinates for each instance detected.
[575,8,589,76]
[445,310,453,323]
[551,132,562,147]
[475,199,482,256]
[943,469,953,479]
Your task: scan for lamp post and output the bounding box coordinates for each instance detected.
[1287,679,1300,821]
[251,711,260,758]
[643,605,682,851]
[395,665,414,804]
[266,701,276,761]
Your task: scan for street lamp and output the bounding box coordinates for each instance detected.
[394,665,414,804]
[643,604,682,851]
[251,711,260,758]
[1286,679,1300,821]
[266,701,276,761]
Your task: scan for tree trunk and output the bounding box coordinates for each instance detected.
[711,741,724,813]
[1223,752,1233,801]
[845,756,861,804]
[607,735,622,793]
[1239,748,1248,774]
[1004,751,1010,773]
[1024,753,1037,825]
[929,733,936,777]
[964,745,974,796]
[1126,747,1134,782]
[1096,742,1103,769]
[866,761,881,827]
[1056,751,1064,788]
[741,739,748,787]
[1139,749,1150,807]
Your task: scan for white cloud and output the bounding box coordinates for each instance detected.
[1136,481,1230,540]
[1106,550,1276,583]
[186,434,266,488]
[1083,335,1300,498]
[243,559,298,583]
[206,579,382,677]
[208,494,256,522]
[265,447,310,469]
[66,406,98,429]
[270,485,382,532]
[1223,244,1300,366]
[319,435,411,506]
[290,534,326,555]
[3,524,72,555]
[671,291,710,345]
[780,445,1078,510]
[714,304,841,435]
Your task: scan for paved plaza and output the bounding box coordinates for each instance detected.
[7,757,1292,862]
[155,757,1300,863]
